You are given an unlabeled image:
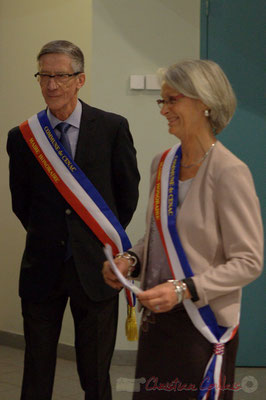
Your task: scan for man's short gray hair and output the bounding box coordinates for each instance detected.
[37,40,84,73]
[159,59,237,134]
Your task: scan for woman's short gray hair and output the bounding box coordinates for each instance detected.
[37,40,84,73]
[159,59,237,133]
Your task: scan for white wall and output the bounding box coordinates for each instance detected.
[91,0,200,350]
[0,0,200,351]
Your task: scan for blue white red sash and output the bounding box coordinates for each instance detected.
[154,143,239,400]
[19,110,135,307]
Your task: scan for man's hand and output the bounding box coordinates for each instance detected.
[102,258,130,290]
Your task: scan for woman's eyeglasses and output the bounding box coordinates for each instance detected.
[156,94,185,109]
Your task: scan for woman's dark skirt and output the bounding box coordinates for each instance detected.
[132,307,239,400]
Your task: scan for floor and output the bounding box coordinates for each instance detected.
[0,346,265,399]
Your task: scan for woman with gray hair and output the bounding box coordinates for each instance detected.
[103,60,263,399]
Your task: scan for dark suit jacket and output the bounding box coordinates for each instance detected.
[7,101,140,302]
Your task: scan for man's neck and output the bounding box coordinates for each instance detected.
[49,99,78,121]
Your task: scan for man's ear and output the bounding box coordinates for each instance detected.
[77,73,86,89]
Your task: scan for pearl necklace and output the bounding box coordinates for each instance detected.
[181,143,216,168]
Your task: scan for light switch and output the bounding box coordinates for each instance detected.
[145,74,160,90]
[130,75,145,89]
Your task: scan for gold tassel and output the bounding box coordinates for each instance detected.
[125,304,138,341]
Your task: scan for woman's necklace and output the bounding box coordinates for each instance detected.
[180,142,216,168]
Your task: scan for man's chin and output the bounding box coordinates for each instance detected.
[46,101,63,112]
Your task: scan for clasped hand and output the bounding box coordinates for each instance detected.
[102,259,179,313]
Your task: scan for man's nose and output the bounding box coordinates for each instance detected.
[47,77,59,90]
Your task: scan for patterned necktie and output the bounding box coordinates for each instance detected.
[56,122,72,157]
[56,122,73,260]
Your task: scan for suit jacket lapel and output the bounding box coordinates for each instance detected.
[74,101,98,169]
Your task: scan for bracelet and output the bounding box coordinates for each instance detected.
[115,252,137,277]
[167,280,187,304]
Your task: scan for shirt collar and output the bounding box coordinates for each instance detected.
[47,100,82,129]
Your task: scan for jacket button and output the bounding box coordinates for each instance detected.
[65,208,72,215]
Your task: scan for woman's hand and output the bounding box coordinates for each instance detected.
[137,281,191,313]
[137,282,178,313]
[102,258,130,290]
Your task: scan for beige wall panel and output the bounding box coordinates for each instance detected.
[0,0,92,344]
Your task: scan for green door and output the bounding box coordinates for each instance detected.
[201,0,265,366]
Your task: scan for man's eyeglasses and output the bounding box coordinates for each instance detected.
[156,94,185,109]
[34,72,81,85]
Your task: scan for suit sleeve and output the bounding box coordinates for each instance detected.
[111,118,140,228]
[6,129,31,230]
[192,163,264,306]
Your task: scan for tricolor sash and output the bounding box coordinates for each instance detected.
[19,110,137,334]
[154,143,239,400]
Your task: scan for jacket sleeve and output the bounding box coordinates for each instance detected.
[192,163,264,306]
[111,117,140,228]
[129,153,162,277]
[6,128,31,230]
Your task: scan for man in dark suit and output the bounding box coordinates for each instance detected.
[7,40,140,400]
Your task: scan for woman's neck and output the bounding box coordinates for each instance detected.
[179,129,216,180]
[181,129,215,164]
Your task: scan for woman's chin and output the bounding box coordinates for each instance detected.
[168,126,180,139]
